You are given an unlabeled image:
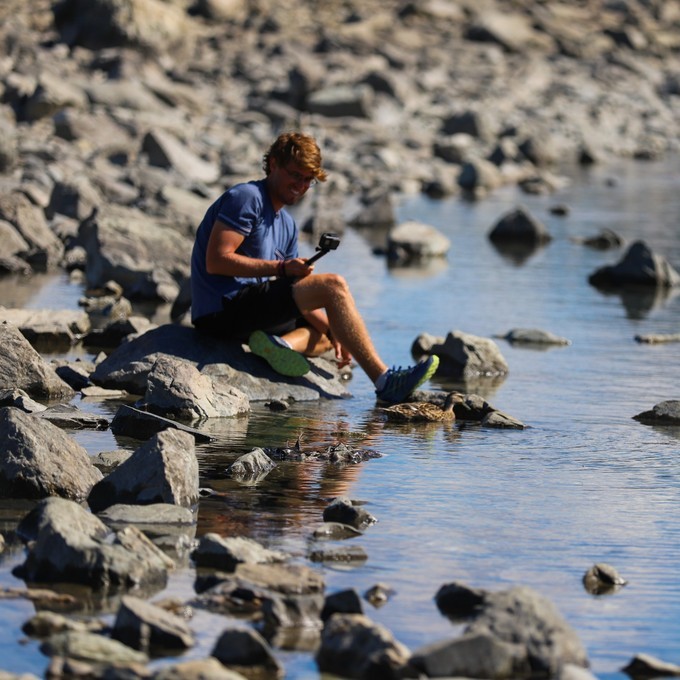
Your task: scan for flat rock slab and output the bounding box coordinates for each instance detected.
[91,324,350,401]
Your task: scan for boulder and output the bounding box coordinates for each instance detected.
[78,205,192,302]
[488,206,552,245]
[88,428,199,513]
[0,307,90,349]
[589,240,680,288]
[316,613,411,679]
[143,355,250,420]
[0,407,102,501]
[418,583,589,678]
[53,0,195,55]
[90,323,350,401]
[112,595,195,653]
[15,497,173,590]
[413,330,509,379]
[387,221,450,263]
[0,192,64,267]
[211,627,283,677]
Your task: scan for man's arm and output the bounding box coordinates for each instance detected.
[206,220,278,277]
[206,220,314,279]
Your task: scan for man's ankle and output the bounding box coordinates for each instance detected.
[374,371,388,390]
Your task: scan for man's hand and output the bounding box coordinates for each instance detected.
[332,337,352,368]
[283,258,314,278]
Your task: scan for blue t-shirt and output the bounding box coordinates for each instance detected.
[190,179,298,322]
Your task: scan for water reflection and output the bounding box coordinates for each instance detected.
[193,405,383,543]
[430,374,506,401]
[196,460,364,542]
[387,257,449,279]
[591,283,679,319]
[489,240,548,266]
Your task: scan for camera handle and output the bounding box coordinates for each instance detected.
[305,248,332,266]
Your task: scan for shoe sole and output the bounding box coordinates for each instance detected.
[414,355,439,392]
[248,330,310,377]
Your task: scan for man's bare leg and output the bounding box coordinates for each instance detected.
[291,273,388,382]
[281,326,333,357]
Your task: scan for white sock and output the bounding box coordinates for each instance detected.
[271,334,293,349]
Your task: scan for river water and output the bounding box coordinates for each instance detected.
[1,156,679,678]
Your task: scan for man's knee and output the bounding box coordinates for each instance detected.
[316,272,350,297]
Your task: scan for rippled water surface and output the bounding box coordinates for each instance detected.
[1,157,680,678]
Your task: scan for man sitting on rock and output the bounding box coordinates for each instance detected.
[190,131,438,403]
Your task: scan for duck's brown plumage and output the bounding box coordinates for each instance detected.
[380,392,462,423]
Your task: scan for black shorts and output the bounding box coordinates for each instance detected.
[193,278,304,340]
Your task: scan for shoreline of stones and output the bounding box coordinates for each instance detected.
[0,415,674,680]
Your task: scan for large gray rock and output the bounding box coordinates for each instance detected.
[78,205,192,302]
[15,497,173,590]
[142,129,220,184]
[211,627,283,677]
[112,595,195,653]
[0,192,64,267]
[152,658,248,679]
[143,355,250,420]
[633,400,680,425]
[22,71,89,122]
[413,330,509,379]
[421,582,589,678]
[0,308,90,349]
[40,630,148,666]
[0,323,79,401]
[53,0,195,55]
[88,428,199,513]
[316,613,411,679]
[387,221,450,263]
[411,632,528,678]
[90,323,350,401]
[0,407,102,501]
[46,174,104,222]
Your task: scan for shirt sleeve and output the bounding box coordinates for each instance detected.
[215,184,262,236]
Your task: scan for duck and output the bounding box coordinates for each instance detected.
[379,392,462,423]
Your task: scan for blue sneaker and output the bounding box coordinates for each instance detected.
[375,355,439,404]
[248,330,310,377]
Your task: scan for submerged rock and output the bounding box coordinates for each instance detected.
[498,328,571,346]
[589,241,680,288]
[583,563,627,595]
[323,497,377,531]
[622,653,680,679]
[633,400,680,425]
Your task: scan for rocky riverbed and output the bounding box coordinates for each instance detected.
[1,0,680,678]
